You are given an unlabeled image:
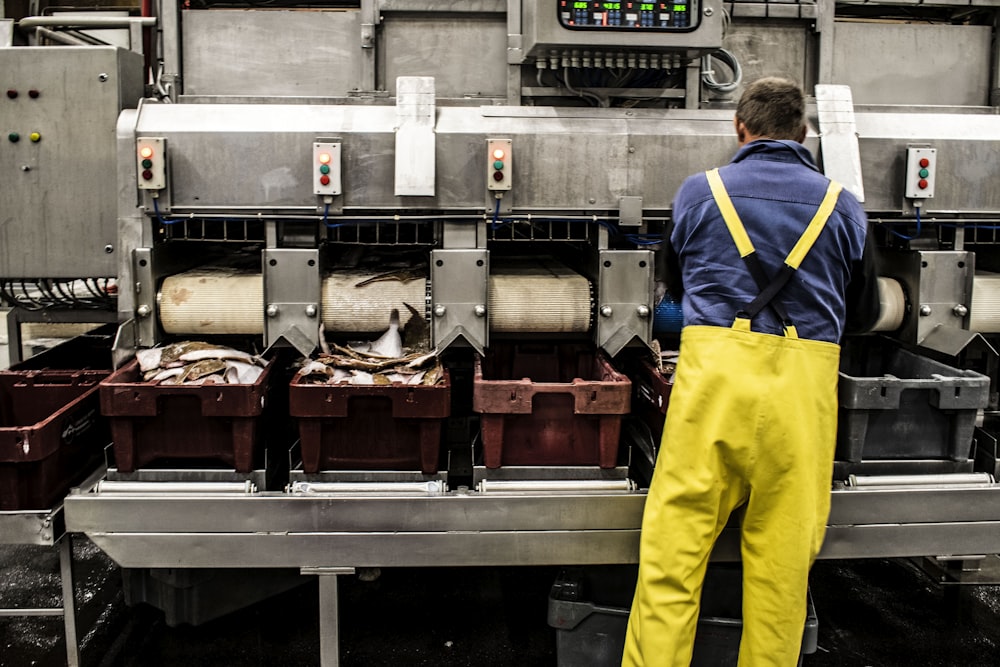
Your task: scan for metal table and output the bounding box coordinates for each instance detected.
[64,477,1000,666]
[0,504,81,667]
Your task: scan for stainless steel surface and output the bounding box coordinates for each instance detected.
[0,507,61,546]
[832,23,993,107]
[430,248,489,352]
[380,15,507,98]
[847,473,995,488]
[393,77,436,196]
[182,10,363,97]
[596,249,654,355]
[263,248,321,351]
[64,484,1000,568]
[881,250,975,352]
[0,47,143,278]
[475,479,637,492]
[290,481,447,495]
[816,84,864,202]
[301,566,355,667]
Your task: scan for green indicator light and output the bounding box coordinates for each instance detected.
[320,164,331,174]
[141,158,153,168]
[640,2,653,8]
[918,168,929,178]
[673,4,686,10]
[573,1,588,7]
[8,132,19,143]
[493,160,504,170]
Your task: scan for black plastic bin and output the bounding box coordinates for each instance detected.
[838,339,990,462]
[547,565,817,667]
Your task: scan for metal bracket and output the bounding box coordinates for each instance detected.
[263,248,321,353]
[430,249,489,354]
[595,249,655,357]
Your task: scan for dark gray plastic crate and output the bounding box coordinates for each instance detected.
[547,565,817,667]
[838,341,990,462]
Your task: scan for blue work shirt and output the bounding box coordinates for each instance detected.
[668,139,874,344]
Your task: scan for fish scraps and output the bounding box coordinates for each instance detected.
[135,341,267,385]
[297,344,443,386]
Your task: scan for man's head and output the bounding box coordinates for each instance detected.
[733,77,807,146]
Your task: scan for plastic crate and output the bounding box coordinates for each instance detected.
[99,358,272,473]
[0,369,110,510]
[838,340,990,462]
[547,565,818,667]
[289,371,451,474]
[633,358,673,439]
[473,343,631,469]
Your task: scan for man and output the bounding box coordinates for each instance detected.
[623,77,880,666]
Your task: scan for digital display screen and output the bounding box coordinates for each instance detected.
[558,0,697,30]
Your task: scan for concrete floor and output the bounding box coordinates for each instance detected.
[3,537,1000,667]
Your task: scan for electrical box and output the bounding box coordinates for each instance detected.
[313,141,342,196]
[487,139,512,192]
[0,46,144,278]
[521,0,724,62]
[136,137,167,190]
[904,146,936,199]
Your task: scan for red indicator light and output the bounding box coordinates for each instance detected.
[318,153,331,164]
[493,171,504,182]
[919,158,930,168]
[320,175,331,186]
[918,179,928,189]
[139,146,154,159]
[142,169,154,181]
[28,90,39,99]
[6,90,17,99]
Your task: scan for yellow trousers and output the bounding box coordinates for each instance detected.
[623,323,840,666]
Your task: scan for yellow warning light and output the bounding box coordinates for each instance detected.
[139,146,154,159]
[492,148,506,160]
[319,153,332,164]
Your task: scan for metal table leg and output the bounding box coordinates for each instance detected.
[60,535,81,667]
[301,567,356,667]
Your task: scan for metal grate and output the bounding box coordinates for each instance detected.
[161,218,266,243]
[488,218,593,242]
[324,221,436,245]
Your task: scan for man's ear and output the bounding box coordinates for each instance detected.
[795,124,807,143]
[734,117,747,145]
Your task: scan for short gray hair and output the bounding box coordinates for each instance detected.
[735,77,806,140]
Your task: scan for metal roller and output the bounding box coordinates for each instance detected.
[846,473,994,489]
[488,260,593,333]
[157,268,427,335]
[971,273,1000,333]
[157,262,594,336]
[95,480,257,494]
[870,276,906,333]
[476,479,637,493]
[159,269,265,335]
[289,481,446,495]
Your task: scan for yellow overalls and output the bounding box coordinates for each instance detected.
[623,168,844,666]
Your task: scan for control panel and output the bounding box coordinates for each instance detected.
[487,139,512,192]
[560,0,698,30]
[904,146,936,199]
[136,137,167,190]
[313,141,342,196]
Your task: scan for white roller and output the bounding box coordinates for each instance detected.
[489,260,592,333]
[158,269,428,335]
[870,276,906,333]
[971,273,1000,333]
[159,269,264,335]
[322,271,427,332]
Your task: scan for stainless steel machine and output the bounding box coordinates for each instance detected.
[3,0,1000,663]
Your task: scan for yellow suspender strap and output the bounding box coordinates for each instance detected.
[785,180,843,269]
[705,167,843,269]
[705,168,754,258]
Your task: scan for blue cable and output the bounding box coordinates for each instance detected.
[152,197,178,225]
[885,206,922,241]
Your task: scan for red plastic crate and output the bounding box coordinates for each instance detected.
[473,344,631,469]
[0,370,110,510]
[289,372,451,474]
[99,358,272,473]
[633,359,673,439]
